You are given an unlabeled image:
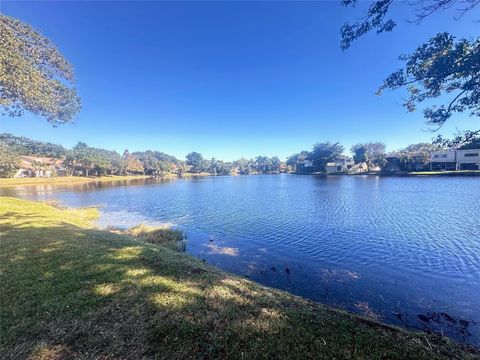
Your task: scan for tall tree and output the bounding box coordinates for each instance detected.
[133,150,179,176]
[186,152,204,173]
[398,143,440,165]
[351,142,386,170]
[308,142,344,172]
[233,158,255,174]
[0,133,66,158]
[72,142,110,176]
[136,151,160,175]
[255,156,270,173]
[341,1,479,139]
[208,158,234,176]
[97,149,124,175]
[365,142,386,170]
[286,151,310,172]
[270,156,282,173]
[351,144,367,165]
[64,150,78,176]
[208,158,218,175]
[0,145,20,178]
[123,150,144,174]
[0,15,81,125]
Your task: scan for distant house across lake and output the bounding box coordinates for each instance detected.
[383,148,480,172]
[456,149,480,170]
[12,149,480,179]
[15,156,67,178]
[384,153,429,172]
[297,159,315,174]
[430,150,458,171]
[430,149,480,171]
[326,156,354,174]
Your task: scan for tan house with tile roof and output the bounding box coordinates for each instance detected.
[14,156,67,178]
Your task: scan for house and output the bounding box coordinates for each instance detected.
[384,153,402,172]
[325,162,344,173]
[325,157,352,173]
[383,148,480,172]
[14,156,66,178]
[430,150,457,171]
[325,156,353,174]
[297,160,315,173]
[456,149,480,170]
[384,152,429,172]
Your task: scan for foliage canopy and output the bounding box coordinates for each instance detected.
[0,15,81,125]
[308,142,344,172]
[340,0,479,135]
[0,145,20,178]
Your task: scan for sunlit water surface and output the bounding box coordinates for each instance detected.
[2,175,479,345]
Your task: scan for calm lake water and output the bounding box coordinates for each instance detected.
[2,175,480,345]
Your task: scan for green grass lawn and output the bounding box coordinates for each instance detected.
[1,197,478,359]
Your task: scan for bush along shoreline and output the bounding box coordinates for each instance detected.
[1,196,479,359]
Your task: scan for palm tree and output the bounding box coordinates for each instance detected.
[255,156,269,173]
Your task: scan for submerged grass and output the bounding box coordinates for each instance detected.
[115,224,186,251]
[0,196,478,359]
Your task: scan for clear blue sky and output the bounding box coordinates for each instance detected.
[0,1,477,161]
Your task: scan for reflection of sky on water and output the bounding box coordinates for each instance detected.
[97,210,170,229]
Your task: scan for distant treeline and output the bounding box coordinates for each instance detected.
[0,134,283,178]
[287,139,479,173]
[1,133,479,178]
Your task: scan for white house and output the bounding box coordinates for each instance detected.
[325,162,344,173]
[430,150,457,171]
[325,156,353,174]
[456,149,480,170]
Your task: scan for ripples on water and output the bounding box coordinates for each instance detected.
[2,175,480,345]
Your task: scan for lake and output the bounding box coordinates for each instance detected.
[2,175,479,345]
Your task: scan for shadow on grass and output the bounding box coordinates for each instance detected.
[1,210,478,360]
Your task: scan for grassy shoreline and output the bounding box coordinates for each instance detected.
[1,197,478,359]
[0,175,153,187]
[0,173,216,188]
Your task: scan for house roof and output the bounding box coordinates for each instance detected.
[386,152,425,159]
[456,148,480,153]
[19,156,64,169]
